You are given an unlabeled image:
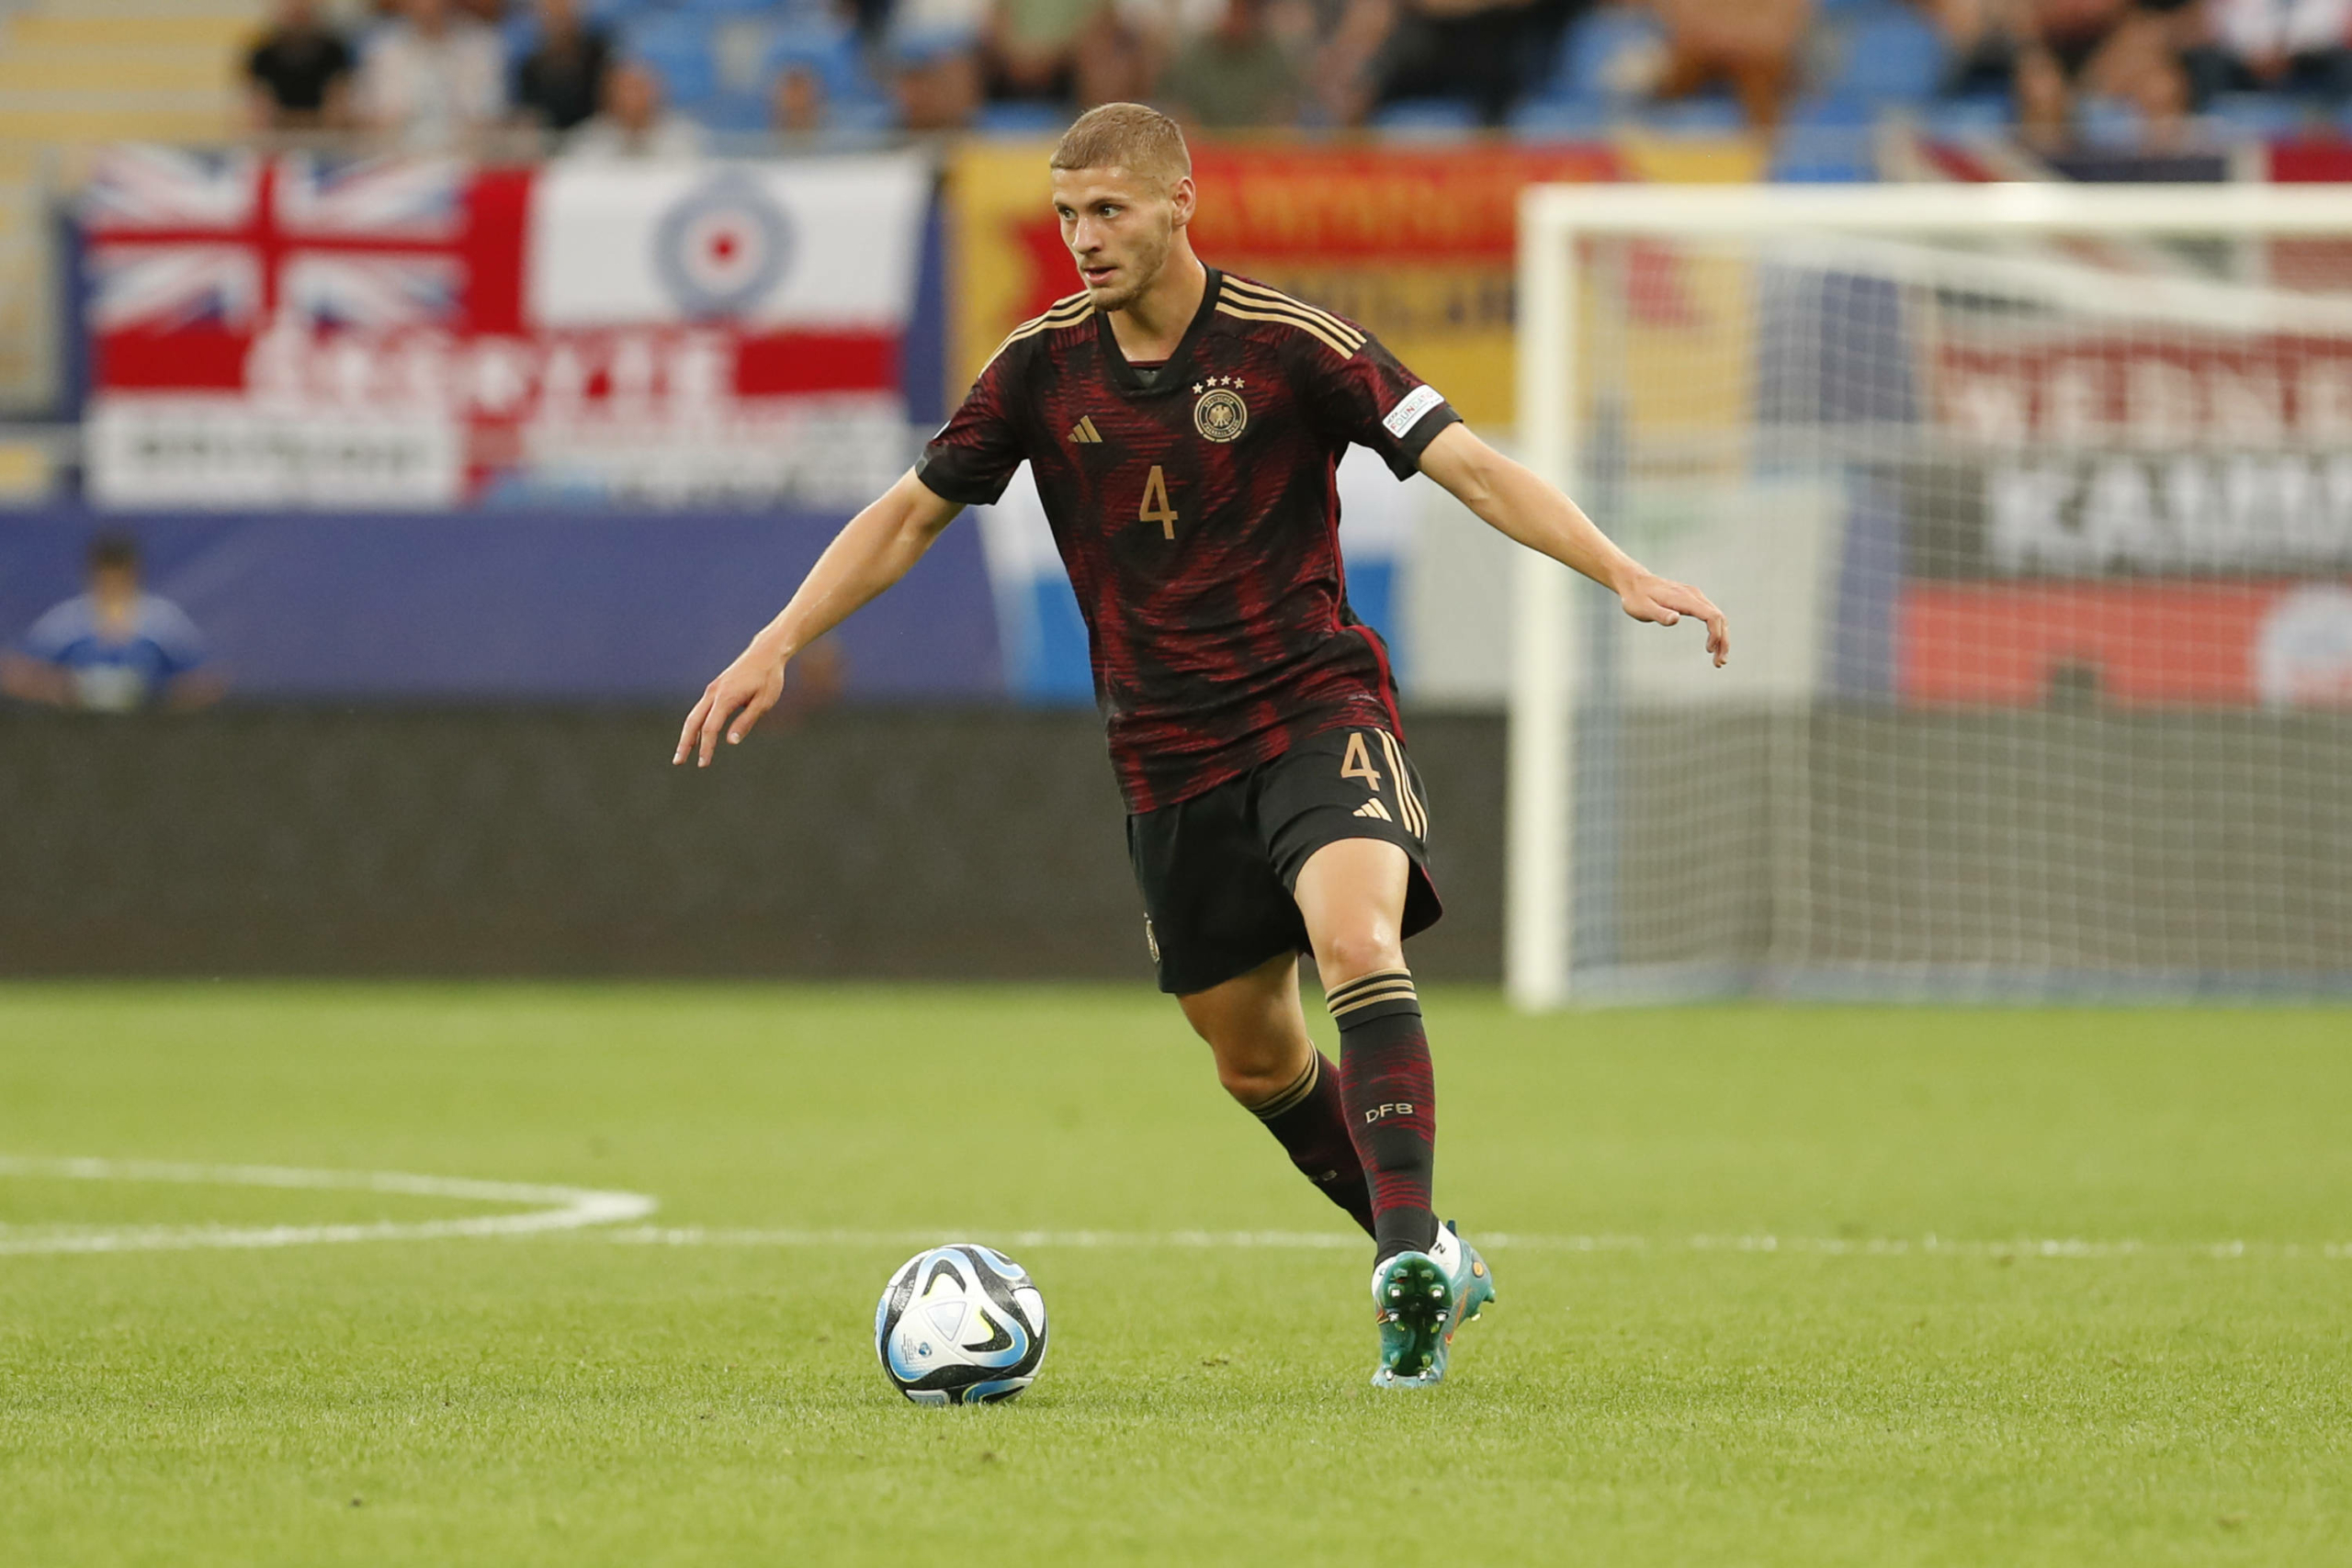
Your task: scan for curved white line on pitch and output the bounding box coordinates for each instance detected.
[0,1155,657,1256]
[594,1226,2352,1260]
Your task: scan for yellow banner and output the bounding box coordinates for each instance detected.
[945,137,1764,430]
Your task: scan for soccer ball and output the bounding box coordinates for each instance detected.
[874,1244,1048,1405]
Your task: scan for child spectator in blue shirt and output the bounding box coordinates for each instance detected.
[2,535,221,712]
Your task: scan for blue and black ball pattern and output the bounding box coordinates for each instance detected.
[874,1244,1048,1405]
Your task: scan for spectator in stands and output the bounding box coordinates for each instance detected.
[1157,0,1302,127]
[1341,0,1577,126]
[514,0,613,134]
[1937,0,2188,142]
[773,62,830,135]
[1652,0,1809,129]
[563,61,707,158]
[983,0,1143,105]
[1316,0,1398,123]
[2180,0,2352,107]
[244,0,356,132]
[356,0,508,152]
[890,30,986,128]
[1,536,220,715]
[1112,0,1226,101]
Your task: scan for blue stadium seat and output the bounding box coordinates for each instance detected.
[1771,149,1877,182]
[1771,138,1876,181]
[499,9,541,65]
[2205,92,2308,140]
[620,15,720,107]
[1771,96,1875,180]
[1822,6,1947,106]
[975,100,1069,135]
[616,24,715,107]
[1369,97,1481,138]
[1508,93,1612,141]
[1783,93,1872,129]
[671,0,786,12]
[2075,94,2143,149]
[1554,6,1667,98]
[697,90,772,130]
[827,95,900,133]
[1922,91,2012,139]
[765,22,874,98]
[752,22,897,133]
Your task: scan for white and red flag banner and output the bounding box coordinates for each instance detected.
[82,145,933,508]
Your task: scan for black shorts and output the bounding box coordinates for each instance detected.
[1125,726,1443,996]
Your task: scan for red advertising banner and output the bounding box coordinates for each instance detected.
[1900,579,2352,707]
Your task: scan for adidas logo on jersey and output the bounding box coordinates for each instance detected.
[1068,415,1104,445]
[1352,799,1393,821]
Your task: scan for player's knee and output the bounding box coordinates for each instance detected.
[1189,1019,1304,1105]
[1213,1054,1292,1107]
[1317,930,1405,990]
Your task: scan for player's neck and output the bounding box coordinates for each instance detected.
[1104,248,1209,365]
[92,584,138,632]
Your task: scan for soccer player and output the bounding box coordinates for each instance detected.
[676,104,1727,1388]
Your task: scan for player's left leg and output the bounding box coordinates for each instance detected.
[1293,839,1435,1261]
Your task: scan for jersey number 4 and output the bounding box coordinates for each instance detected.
[1140,465,1178,540]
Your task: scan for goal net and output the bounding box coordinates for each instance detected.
[1508,186,2352,1007]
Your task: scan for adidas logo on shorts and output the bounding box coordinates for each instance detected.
[1352,799,1393,821]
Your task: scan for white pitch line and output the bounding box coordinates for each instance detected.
[594,1226,2352,1260]
[8,1157,2345,1263]
[0,1155,656,1256]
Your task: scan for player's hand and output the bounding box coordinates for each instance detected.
[1619,572,1730,668]
[674,649,789,768]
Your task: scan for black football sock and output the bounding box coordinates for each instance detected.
[1248,1052,1375,1238]
[1328,968,1440,1264]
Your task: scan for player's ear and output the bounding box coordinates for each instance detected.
[1167,175,1196,229]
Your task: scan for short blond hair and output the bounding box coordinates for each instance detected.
[1049,103,1192,191]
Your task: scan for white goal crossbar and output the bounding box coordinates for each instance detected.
[1509,184,2352,1010]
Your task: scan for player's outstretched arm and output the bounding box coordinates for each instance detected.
[674,469,963,767]
[1417,422,1728,667]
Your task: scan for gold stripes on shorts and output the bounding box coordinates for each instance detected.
[1372,730,1428,840]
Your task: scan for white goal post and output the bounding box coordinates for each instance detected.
[1509,184,2352,1009]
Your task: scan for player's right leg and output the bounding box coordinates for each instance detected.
[1126,774,1374,1235]
[1176,953,1374,1236]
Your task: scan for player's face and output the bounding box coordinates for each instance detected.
[1050,166,1189,312]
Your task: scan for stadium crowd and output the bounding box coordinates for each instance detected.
[243,0,2352,149]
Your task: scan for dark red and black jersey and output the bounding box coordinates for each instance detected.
[915,268,1461,813]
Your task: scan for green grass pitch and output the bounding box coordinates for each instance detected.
[4,984,2349,1566]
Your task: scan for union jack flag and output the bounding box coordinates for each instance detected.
[84,145,469,334]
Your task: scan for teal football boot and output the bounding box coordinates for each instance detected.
[1368,1220,1496,1389]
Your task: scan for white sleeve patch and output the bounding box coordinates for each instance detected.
[1382,384,1446,440]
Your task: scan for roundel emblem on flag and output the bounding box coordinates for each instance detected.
[1193,386,1248,443]
[652,173,793,318]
